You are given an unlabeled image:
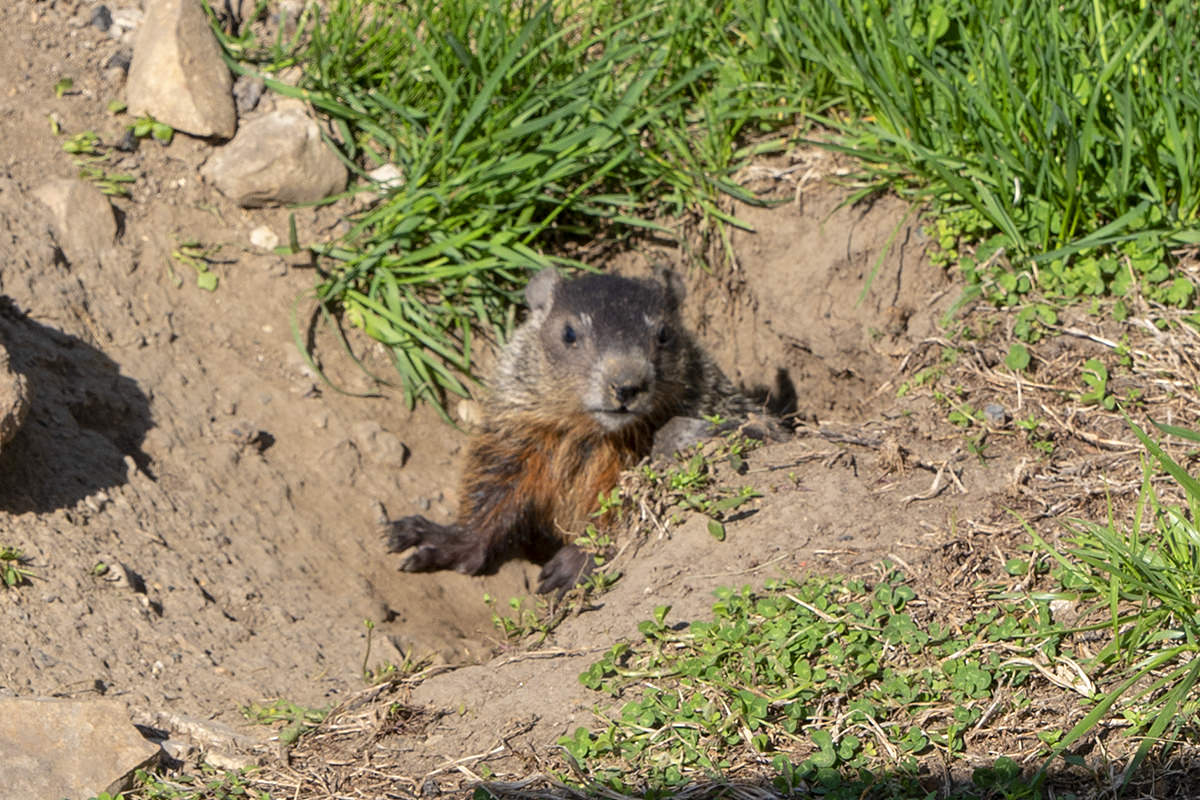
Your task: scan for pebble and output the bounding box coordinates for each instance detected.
[233,74,265,115]
[249,226,279,250]
[91,5,113,31]
[983,403,1009,426]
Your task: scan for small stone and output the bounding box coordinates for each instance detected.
[160,738,194,762]
[107,8,143,41]
[149,712,253,770]
[103,49,132,73]
[322,439,362,481]
[455,399,482,427]
[0,341,29,453]
[233,73,265,115]
[125,0,236,138]
[91,5,113,31]
[350,421,409,468]
[115,128,139,152]
[367,163,404,188]
[982,403,1009,426]
[355,163,405,208]
[366,163,404,198]
[201,101,348,206]
[1050,598,1079,625]
[99,560,147,594]
[249,226,279,250]
[32,178,118,268]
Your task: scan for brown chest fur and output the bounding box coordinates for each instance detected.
[459,413,652,556]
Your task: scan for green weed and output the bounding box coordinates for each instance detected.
[564,568,1067,791]
[485,593,555,643]
[638,433,763,536]
[169,239,224,292]
[130,115,175,145]
[242,699,327,746]
[59,129,136,198]
[0,545,34,588]
[1078,358,1117,410]
[1004,342,1031,372]
[1016,414,1055,456]
[360,618,430,684]
[117,765,272,800]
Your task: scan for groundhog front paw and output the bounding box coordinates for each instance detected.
[383,515,438,553]
[651,416,715,458]
[400,543,461,573]
[384,516,488,574]
[536,545,595,595]
[740,411,791,443]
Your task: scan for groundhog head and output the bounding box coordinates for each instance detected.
[526,269,684,431]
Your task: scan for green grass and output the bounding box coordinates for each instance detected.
[242,698,327,745]
[101,766,270,800]
[790,0,1200,307]
[1024,418,1200,790]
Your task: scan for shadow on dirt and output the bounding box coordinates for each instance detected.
[0,296,151,513]
[474,757,1200,800]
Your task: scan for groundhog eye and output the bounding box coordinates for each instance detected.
[656,325,672,345]
[562,324,577,345]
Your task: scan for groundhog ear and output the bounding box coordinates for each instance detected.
[654,265,684,310]
[524,268,561,312]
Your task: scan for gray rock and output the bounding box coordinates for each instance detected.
[32,178,118,268]
[107,7,144,42]
[0,698,161,798]
[201,101,348,207]
[0,341,29,452]
[232,73,265,115]
[351,420,409,468]
[125,0,236,139]
[91,5,113,31]
[983,402,1009,426]
[147,710,254,769]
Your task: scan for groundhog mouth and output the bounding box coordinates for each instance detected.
[589,407,645,431]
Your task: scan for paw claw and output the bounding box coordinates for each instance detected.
[536,545,594,595]
[400,545,442,573]
[383,516,424,552]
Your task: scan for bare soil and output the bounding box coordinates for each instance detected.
[4,2,1199,797]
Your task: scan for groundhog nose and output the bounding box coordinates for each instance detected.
[613,382,646,405]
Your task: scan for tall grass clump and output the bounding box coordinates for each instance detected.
[1028,419,1200,787]
[219,0,820,413]
[783,0,1200,307]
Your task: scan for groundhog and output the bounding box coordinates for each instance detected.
[385,268,762,594]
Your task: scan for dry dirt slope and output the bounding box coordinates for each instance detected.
[0,0,543,725]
